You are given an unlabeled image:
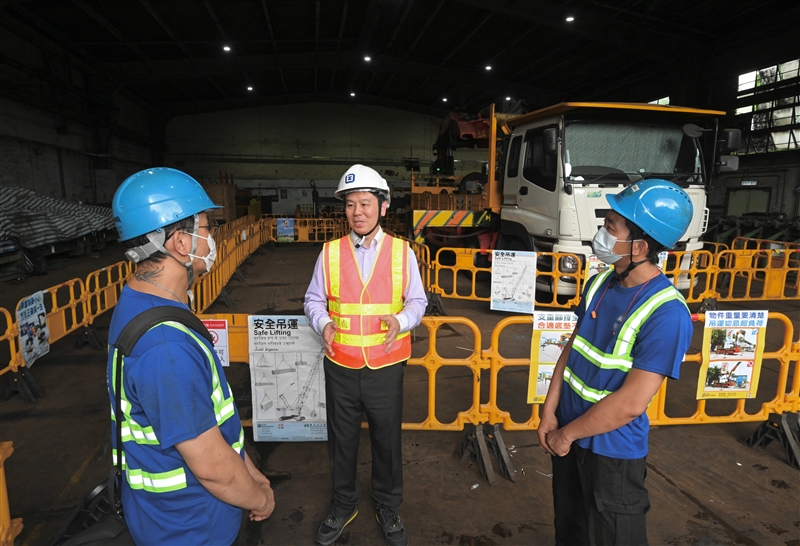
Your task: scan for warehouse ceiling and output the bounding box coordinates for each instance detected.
[1,0,797,119]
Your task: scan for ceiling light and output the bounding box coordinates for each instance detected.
[247,86,253,91]
[443,98,448,102]
[364,56,371,62]
[485,66,492,71]
[223,45,231,52]
[350,92,356,97]
[566,16,574,22]
[505,96,511,101]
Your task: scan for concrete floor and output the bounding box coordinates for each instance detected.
[2,242,799,546]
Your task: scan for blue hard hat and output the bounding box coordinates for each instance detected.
[606,179,694,249]
[112,168,221,241]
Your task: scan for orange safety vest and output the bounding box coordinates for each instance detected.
[322,234,412,369]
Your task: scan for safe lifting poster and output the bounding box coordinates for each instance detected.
[248,315,327,441]
[696,310,767,400]
[490,250,537,314]
[527,311,578,404]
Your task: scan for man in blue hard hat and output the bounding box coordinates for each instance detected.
[538,179,695,545]
[108,168,274,544]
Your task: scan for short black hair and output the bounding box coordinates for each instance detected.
[624,218,665,264]
[125,216,195,268]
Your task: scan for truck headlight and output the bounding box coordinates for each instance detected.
[559,255,579,273]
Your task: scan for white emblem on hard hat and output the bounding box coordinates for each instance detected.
[345,173,355,184]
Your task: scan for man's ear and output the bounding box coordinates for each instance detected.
[169,230,192,258]
[380,200,389,217]
[634,238,650,258]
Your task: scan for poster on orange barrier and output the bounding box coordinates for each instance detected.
[248,315,327,442]
[696,310,767,399]
[527,311,578,404]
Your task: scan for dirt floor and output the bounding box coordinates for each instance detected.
[1,242,799,546]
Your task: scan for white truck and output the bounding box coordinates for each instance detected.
[411,102,741,295]
[497,102,740,293]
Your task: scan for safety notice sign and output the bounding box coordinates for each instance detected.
[248,315,327,441]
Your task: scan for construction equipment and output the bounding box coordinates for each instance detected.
[410,102,741,295]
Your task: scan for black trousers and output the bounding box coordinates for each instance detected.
[552,445,650,546]
[323,357,404,517]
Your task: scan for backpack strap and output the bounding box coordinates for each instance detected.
[115,307,213,356]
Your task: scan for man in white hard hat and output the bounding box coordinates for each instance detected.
[304,164,427,546]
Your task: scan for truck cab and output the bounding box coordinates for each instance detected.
[497,102,740,294]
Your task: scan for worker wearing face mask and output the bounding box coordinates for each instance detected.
[537,179,694,546]
[108,168,274,544]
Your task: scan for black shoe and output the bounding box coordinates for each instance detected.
[375,506,408,546]
[315,508,358,546]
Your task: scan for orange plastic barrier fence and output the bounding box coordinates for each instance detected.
[428,243,799,308]
[0,308,20,377]
[482,312,800,430]
[0,441,23,546]
[197,311,799,432]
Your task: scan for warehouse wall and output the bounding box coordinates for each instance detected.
[0,27,157,204]
[711,153,800,219]
[164,102,488,214]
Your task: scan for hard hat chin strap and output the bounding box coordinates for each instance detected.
[354,219,381,249]
[354,196,385,249]
[614,242,647,283]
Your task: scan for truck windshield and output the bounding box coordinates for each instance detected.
[564,122,704,184]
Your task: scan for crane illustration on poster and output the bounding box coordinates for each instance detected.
[491,250,537,313]
[696,310,767,399]
[248,315,327,441]
[527,311,578,404]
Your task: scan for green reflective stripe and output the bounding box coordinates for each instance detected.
[328,241,340,299]
[583,270,614,307]
[121,420,159,445]
[564,366,613,403]
[335,330,410,347]
[613,287,687,357]
[231,427,245,454]
[329,302,400,315]
[391,238,404,305]
[572,335,633,371]
[127,466,187,493]
[111,449,126,468]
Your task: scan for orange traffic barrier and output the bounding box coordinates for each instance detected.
[0,441,23,546]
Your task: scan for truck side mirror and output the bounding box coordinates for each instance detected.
[543,127,558,155]
[718,128,741,153]
[718,155,739,172]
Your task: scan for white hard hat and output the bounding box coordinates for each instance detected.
[335,164,391,205]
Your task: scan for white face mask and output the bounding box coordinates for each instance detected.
[187,232,217,272]
[592,227,635,265]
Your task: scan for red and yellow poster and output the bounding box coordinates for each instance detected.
[696,310,768,399]
[527,312,578,404]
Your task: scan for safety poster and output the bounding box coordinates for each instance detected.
[16,291,49,367]
[490,250,537,314]
[201,319,229,367]
[276,218,295,242]
[248,315,327,441]
[527,311,579,404]
[696,310,767,399]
